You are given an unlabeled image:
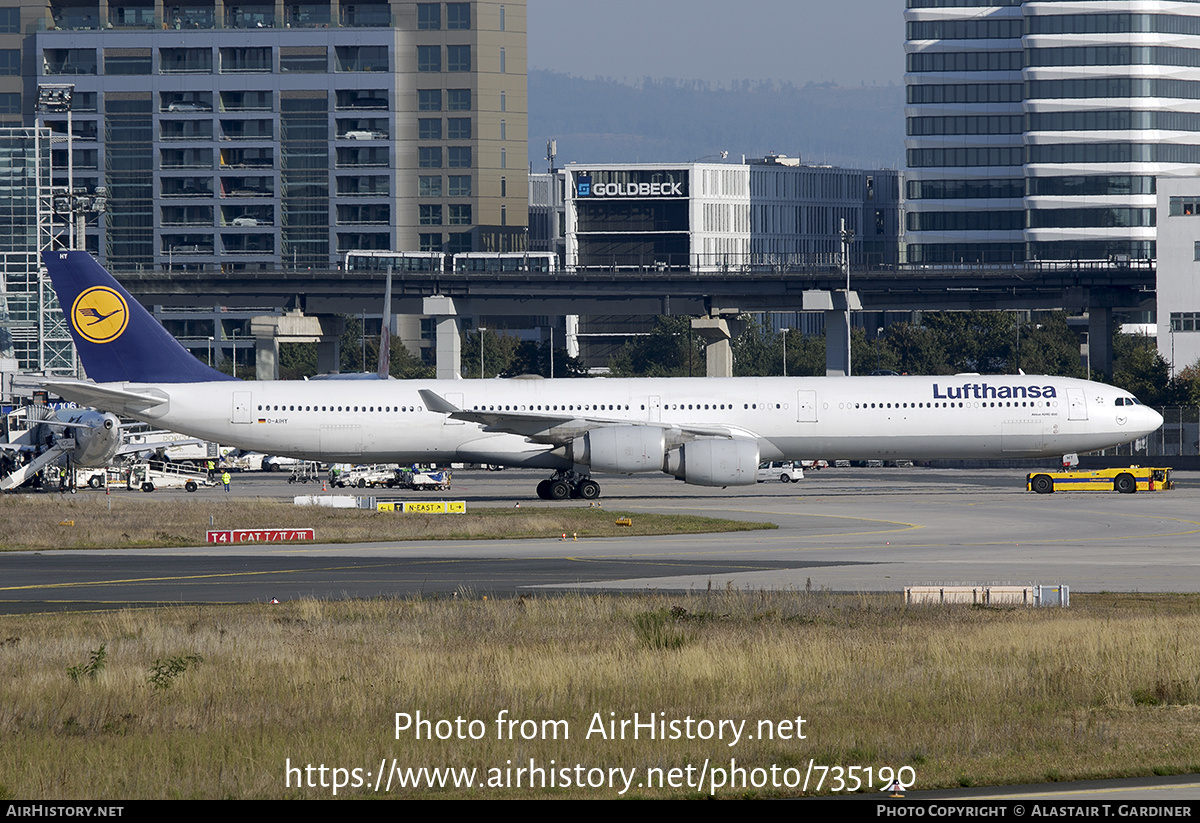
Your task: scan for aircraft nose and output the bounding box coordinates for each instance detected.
[1143,405,1164,436]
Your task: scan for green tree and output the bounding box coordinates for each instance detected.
[279,342,318,380]
[608,316,705,377]
[880,322,945,374]
[923,312,1016,373]
[1171,359,1200,405]
[1112,333,1173,405]
[1012,313,1084,378]
[500,339,587,378]
[732,317,780,376]
[340,316,435,378]
[461,328,520,379]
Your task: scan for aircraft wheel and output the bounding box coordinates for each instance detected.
[185,480,198,493]
[548,479,572,500]
[578,479,601,500]
[1031,474,1054,495]
[88,476,103,489]
[1115,473,1137,494]
[536,479,552,499]
[141,482,155,493]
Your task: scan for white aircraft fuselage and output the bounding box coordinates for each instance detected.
[63,373,1160,473]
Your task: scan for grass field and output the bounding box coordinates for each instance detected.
[1,591,1198,799]
[0,494,775,550]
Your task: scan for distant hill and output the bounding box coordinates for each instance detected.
[527,69,905,171]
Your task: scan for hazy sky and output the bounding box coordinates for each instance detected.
[526,0,904,87]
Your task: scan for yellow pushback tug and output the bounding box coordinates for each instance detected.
[1027,466,1173,494]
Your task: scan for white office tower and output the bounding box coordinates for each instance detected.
[905,0,1200,264]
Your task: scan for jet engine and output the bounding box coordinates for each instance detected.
[570,426,665,473]
[65,411,122,467]
[665,438,760,486]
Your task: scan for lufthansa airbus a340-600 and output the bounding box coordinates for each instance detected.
[38,250,1163,500]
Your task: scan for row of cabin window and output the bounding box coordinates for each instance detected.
[469,403,783,412]
[258,404,423,413]
[851,401,1052,409]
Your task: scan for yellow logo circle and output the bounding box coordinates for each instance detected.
[71,286,129,344]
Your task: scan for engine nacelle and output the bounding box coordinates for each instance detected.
[570,426,665,473]
[665,438,760,486]
[70,411,122,468]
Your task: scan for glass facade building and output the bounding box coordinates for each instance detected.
[18,0,527,271]
[905,0,1200,263]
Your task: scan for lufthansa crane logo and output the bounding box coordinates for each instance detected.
[71,286,128,344]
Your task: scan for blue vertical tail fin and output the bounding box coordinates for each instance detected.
[42,250,238,383]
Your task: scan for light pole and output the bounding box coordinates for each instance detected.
[781,328,790,377]
[207,335,213,367]
[478,327,486,378]
[840,218,855,377]
[231,328,237,378]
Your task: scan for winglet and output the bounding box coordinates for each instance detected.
[42,250,238,384]
[418,388,461,414]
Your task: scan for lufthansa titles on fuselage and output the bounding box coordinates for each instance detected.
[932,382,1058,401]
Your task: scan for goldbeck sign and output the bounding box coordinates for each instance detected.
[576,174,687,198]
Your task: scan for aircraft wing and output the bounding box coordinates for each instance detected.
[418,389,749,445]
[41,380,168,416]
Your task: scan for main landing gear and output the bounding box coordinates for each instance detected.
[535,471,601,501]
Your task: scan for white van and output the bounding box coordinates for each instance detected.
[757,461,804,483]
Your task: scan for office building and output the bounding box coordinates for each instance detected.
[562,156,902,363]
[565,156,901,271]
[18,0,527,271]
[1156,178,1200,372]
[905,0,1200,263]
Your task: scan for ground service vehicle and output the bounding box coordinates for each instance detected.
[126,462,212,492]
[1027,466,1173,494]
[395,467,452,490]
[757,461,804,482]
[333,463,399,488]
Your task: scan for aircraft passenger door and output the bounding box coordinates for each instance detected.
[647,395,661,423]
[796,390,817,422]
[232,391,252,424]
[445,393,465,425]
[1066,388,1088,421]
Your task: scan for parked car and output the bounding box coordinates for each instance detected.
[757,461,804,483]
[167,101,210,112]
[262,455,304,472]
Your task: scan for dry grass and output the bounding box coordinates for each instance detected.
[0,495,773,551]
[0,592,1198,798]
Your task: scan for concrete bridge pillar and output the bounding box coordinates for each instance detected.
[691,310,743,377]
[1088,306,1114,380]
[250,312,344,380]
[423,296,462,380]
[802,290,861,376]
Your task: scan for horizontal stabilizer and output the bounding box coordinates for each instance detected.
[43,379,168,415]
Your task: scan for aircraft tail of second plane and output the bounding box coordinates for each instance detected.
[42,250,237,384]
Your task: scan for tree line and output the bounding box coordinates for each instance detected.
[257,311,1197,408]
